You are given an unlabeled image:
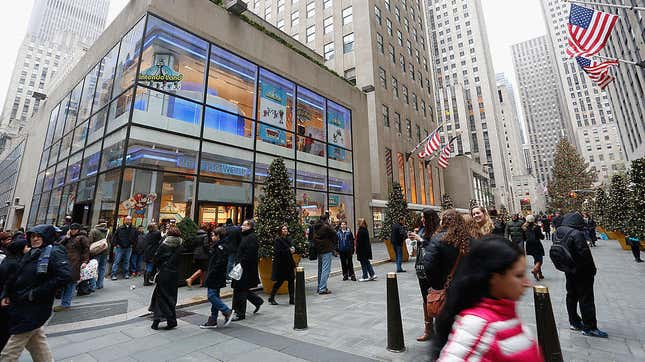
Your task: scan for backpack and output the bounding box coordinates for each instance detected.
[549,228,576,273]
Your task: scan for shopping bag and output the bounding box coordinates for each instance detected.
[228,263,243,281]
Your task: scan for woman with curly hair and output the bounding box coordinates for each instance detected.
[471,206,493,237]
[461,214,484,240]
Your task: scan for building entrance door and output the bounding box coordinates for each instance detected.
[72,202,92,226]
[198,203,252,226]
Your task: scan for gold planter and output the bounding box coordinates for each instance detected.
[259,255,301,295]
[383,239,410,262]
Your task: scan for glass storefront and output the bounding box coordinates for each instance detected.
[28,14,355,229]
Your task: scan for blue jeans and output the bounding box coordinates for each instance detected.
[61,281,76,307]
[359,259,375,279]
[317,252,332,293]
[90,254,108,290]
[112,247,132,278]
[393,245,403,271]
[130,253,143,274]
[146,261,155,273]
[207,288,231,318]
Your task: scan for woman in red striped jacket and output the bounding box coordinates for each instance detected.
[433,237,543,362]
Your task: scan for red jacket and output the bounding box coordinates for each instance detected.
[439,298,543,362]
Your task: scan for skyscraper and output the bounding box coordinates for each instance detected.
[511,35,569,185]
[540,0,627,184]
[0,0,109,142]
[426,0,512,208]
[495,73,526,176]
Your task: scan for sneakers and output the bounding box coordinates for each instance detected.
[223,310,233,327]
[583,329,608,338]
[53,305,70,312]
[111,275,118,281]
[318,289,332,295]
[370,274,378,280]
[570,321,584,331]
[231,313,245,321]
[200,317,218,329]
[358,278,370,282]
[124,274,130,280]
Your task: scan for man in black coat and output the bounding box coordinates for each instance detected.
[0,236,28,351]
[111,216,139,280]
[223,218,242,278]
[555,212,607,338]
[391,216,407,273]
[0,224,72,361]
[231,219,263,321]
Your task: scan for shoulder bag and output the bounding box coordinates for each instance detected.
[426,252,462,319]
[90,229,110,256]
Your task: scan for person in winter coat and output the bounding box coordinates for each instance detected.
[488,208,506,236]
[0,236,28,351]
[223,218,242,277]
[231,219,263,320]
[552,212,564,231]
[541,216,552,240]
[149,226,182,330]
[88,220,109,290]
[111,216,139,280]
[130,226,146,277]
[143,223,162,286]
[433,238,541,362]
[336,221,356,281]
[314,214,337,294]
[200,227,234,329]
[471,206,494,236]
[186,228,210,288]
[582,213,597,247]
[505,214,526,250]
[355,218,376,282]
[269,225,296,305]
[523,215,545,281]
[555,212,607,338]
[0,224,71,361]
[391,216,407,273]
[407,208,440,342]
[55,223,90,311]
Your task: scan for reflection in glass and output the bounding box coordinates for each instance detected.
[93,44,119,111]
[54,95,70,141]
[64,81,83,134]
[327,145,353,171]
[296,189,325,223]
[54,163,67,189]
[203,106,254,149]
[118,168,159,225]
[133,87,202,137]
[207,45,257,118]
[106,88,134,133]
[296,135,325,164]
[328,169,353,194]
[58,183,77,222]
[296,162,326,191]
[44,106,60,147]
[198,177,252,204]
[257,69,294,131]
[59,132,73,160]
[46,188,62,224]
[254,154,295,185]
[71,121,88,154]
[87,108,108,144]
[36,191,50,224]
[256,124,294,159]
[92,170,121,226]
[82,143,101,179]
[200,142,253,181]
[329,193,354,228]
[101,128,127,172]
[77,177,96,202]
[296,86,325,141]
[78,64,99,122]
[327,100,352,149]
[126,127,199,174]
[66,153,82,184]
[113,18,145,97]
[48,142,60,167]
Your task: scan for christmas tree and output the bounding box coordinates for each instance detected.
[606,173,628,232]
[441,194,454,211]
[378,183,409,242]
[625,158,645,239]
[255,158,307,258]
[469,199,479,210]
[498,205,510,223]
[592,187,608,229]
[547,139,596,211]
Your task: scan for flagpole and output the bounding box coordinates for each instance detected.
[595,54,645,68]
[564,0,645,11]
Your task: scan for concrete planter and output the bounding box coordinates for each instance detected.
[259,255,301,295]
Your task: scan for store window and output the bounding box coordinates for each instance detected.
[46,188,62,224]
[133,88,202,136]
[140,16,208,102]
[71,121,88,155]
[297,189,325,222]
[92,169,121,226]
[126,127,199,174]
[203,106,254,149]
[296,86,325,141]
[66,152,82,184]
[36,191,50,223]
[329,193,353,228]
[64,81,83,134]
[257,69,294,131]
[113,17,145,97]
[93,44,119,111]
[106,88,135,134]
[59,132,72,161]
[100,128,127,172]
[296,162,326,191]
[54,163,67,189]
[296,135,325,164]
[327,101,351,150]
[254,154,295,185]
[87,107,108,145]
[76,176,96,203]
[47,142,60,167]
[328,169,353,194]
[199,142,253,181]
[198,177,252,205]
[53,99,67,141]
[328,145,352,171]
[418,160,426,204]
[82,143,101,180]
[78,64,99,122]
[408,160,417,203]
[44,107,59,148]
[58,183,77,223]
[207,45,257,118]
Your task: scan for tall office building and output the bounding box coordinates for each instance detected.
[426,0,512,208]
[511,36,569,185]
[495,73,526,176]
[595,1,644,162]
[0,0,109,141]
[540,0,627,184]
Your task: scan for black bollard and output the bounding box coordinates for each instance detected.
[386,272,405,352]
[533,285,563,362]
[294,266,308,330]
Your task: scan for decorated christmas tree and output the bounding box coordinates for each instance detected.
[606,173,629,232]
[592,187,608,229]
[378,182,409,242]
[441,194,454,211]
[255,158,307,258]
[498,205,510,223]
[625,158,645,240]
[547,139,596,211]
[469,199,479,210]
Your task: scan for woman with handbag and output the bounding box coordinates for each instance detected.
[408,208,440,342]
[433,237,541,361]
[149,227,182,330]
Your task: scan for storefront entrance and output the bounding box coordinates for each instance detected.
[198,203,252,226]
[72,202,92,226]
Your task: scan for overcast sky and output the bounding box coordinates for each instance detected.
[0,0,547,124]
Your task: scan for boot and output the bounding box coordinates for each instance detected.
[417,303,434,342]
[143,272,153,286]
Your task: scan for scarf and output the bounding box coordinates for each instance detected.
[163,236,183,248]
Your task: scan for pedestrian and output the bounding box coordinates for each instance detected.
[555,212,608,338]
[523,215,545,281]
[470,206,493,236]
[223,218,242,279]
[231,219,264,320]
[407,208,440,342]
[142,223,162,286]
[355,218,376,282]
[582,213,597,247]
[336,221,356,281]
[200,227,234,329]
[313,213,337,294]
[88,219,110,290]
[149,226,183,330]
[111,216,139,280]
[129,225,145,277]
[60,215,73,235]
[552,211,563,231]
[391,216,407,273]
[488,208,506,236]
[541,215,552,241]
[269,224,296,305]
[0,235,28,351]
[0,225,71,361]
[461,214,484,240]
[505,213,526,250]
[433,237,541,361]
[186,228,210,288]
[55,223,90,311]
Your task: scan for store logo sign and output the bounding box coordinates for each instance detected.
[138,58,183,91]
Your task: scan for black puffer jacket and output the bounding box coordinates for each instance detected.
[556,213,596,275]
[423,231,467,290]
[232,229,260,290]
[205,242,228,289]
[192,230,210,262]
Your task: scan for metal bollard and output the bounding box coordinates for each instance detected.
[294,266,308,330]
[386,272,406,352]
[533,285,563,362]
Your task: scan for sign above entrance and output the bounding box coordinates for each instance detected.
[138,54,183,91]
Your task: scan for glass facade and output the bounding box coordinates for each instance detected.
[29,14,354,229]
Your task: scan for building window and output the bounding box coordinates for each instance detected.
[378,67,387,89]
[306,25,315,43]
[291,10,300,26]
[386,18,393,35]
[323,42,334,60]
[265,6,272,19]
[392,76,398,98]
[343,33,354,53]
[402,85,408,104]
[395,112,401,132]
[342,6,353,25]
[324,16,333,34]
[406,119,412,138]
[375,6,382,24]
[397,30,403,46]
[389,44,395,63]
[323,0,332,8]
[277,19,285,30]
[382,104,390,127]
[376,33,384,53]
[306,1,315,18]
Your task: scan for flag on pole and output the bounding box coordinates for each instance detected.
[576,56,618,89]
[437,136,458,169]
[566,4,618,58]
[417,127,442,158]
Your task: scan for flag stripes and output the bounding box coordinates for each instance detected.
[566,4,617,58]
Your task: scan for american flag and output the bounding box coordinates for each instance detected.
[417,128,442,158]
[437,137,458,169]
[566,4,618,58]
[576,57,619,89]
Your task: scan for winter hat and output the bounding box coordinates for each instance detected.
[526,215,535,223]
[70,223,82,230]
[7,237,28,255]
